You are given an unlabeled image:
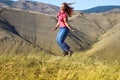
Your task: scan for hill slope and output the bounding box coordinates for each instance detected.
[11,0,59,15]
[0,2,9,8]
[0,7,120,59]
[0,8,58,54]
[0,20,41,54]
[0,0,14,6]
[0,0,59,15]
[82,5,120,13]
[67,11,120,50]
[86,23,120,60]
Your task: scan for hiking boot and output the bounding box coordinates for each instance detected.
[68,50,73,56]
[63,51,68,56]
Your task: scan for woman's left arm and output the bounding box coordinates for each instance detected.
[64,18,75,32]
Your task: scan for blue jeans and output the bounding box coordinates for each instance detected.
[56,27,70,52]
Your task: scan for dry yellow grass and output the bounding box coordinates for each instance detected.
[0,52,120,80]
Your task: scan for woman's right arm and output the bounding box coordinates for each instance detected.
[52,22,59,31]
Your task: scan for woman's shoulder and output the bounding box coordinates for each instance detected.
[64,11,68,16]
[62,11,68,18]
[57,11,68,18]
[58,11,67,15]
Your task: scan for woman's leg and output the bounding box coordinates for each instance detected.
[56,27,70,52]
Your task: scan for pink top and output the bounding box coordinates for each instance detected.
[57,11,68,27]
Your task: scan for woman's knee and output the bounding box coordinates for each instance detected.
[56,38,62,44]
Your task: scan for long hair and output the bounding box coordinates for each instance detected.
[62,2,74,17]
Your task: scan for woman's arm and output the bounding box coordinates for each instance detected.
[64,18,75,32]
[52,22,59,31]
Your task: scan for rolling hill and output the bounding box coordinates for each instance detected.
[1,0,120,15]
[0,0,14,6]
[11,0,59,15]
[0,1,120,79]
[0,4,120,58]
[0,8,58,54]
[0,2,9,8]
[82,5,120,13]
[86,23,120,60]
[0,0,59,15]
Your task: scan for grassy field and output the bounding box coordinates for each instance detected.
[0,51,120,80]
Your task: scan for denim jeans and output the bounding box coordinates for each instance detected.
[56,27,70,52]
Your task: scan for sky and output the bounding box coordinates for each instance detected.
[13,0,120,10]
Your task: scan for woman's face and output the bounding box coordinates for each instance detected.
[60,4,65,11]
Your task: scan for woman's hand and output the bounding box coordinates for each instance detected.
[70,29,75,32]
[71,29,75,32]
[52,22,59,31]
[52,27,58,31]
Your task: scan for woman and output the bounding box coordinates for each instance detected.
[52,2,75,56]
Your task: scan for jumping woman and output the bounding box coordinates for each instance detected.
[52,2,75,56]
